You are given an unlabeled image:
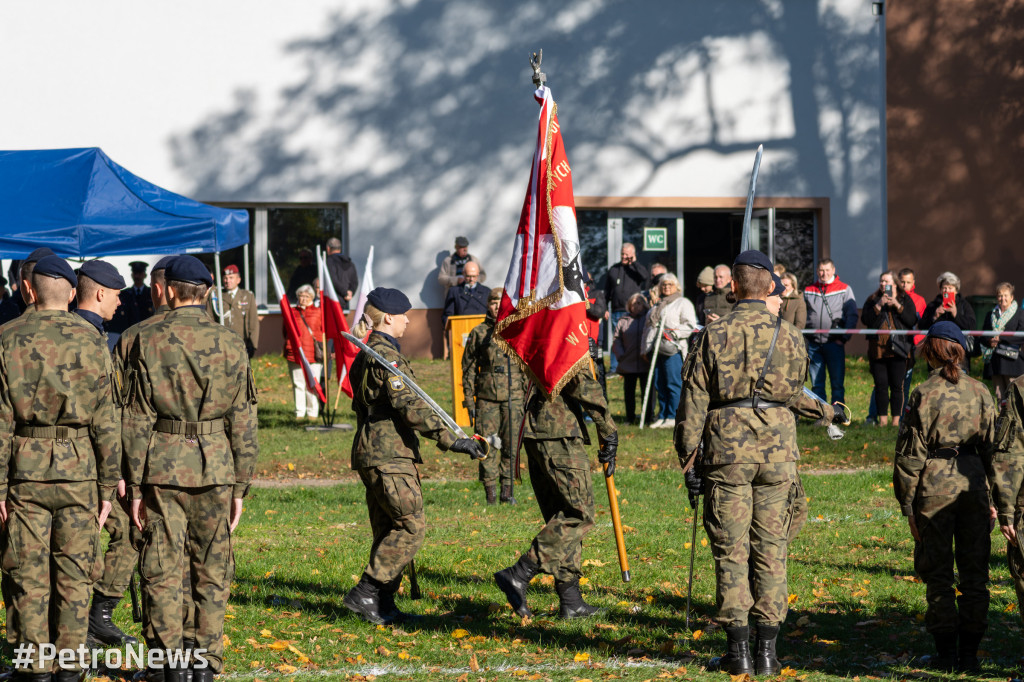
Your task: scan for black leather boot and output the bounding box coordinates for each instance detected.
[929,631,957,671]
[12,673,52,682]
[956,630,983,672]
[494,555,539,617]
[54,670,82,682]
[720,625,755,675]
[343,573,387,625]
[183,638,197,682]
[191,668,214,682]
[555,578,604,619]
[485,485,497,505]
[500,485,517,505]
[164,668,187,682]
[378,576,418,624]
[754,623,780,676]
[88,592,139,645]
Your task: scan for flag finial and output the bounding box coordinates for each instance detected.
[530,50,546,88]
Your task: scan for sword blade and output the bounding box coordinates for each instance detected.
[740,144,764,252]
[342,332,469,439]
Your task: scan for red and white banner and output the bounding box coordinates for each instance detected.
[494,86,590,398]
[318,252,356,398]
[269,252,326,403]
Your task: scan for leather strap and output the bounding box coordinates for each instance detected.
[15,425,90,440]
[154,419,224,436]
[752,314,784,409]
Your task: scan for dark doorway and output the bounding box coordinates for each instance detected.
[682,212,742,301]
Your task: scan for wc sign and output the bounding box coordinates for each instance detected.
[643,226,667,252]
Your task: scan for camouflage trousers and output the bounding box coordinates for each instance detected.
[358,458,425,583]
[2,480,101,673]
[139,485,234,673]
[1007,529,1024,627]
[130,525,197,643]
[96,501,138,599]
[703,462,797,627]
[913,490,990,635]
[787,473,809,544]
[474,398,520,488]
[523,438,595,582]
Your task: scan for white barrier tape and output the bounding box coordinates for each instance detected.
[799,329,1024,336]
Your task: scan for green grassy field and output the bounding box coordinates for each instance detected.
[8,355,1023,681]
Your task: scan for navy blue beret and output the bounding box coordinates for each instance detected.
[733,249,773,272]
[367,287,412,314]
[78,260,126,290]
[769,273,785,297]
[26,247,56,264]
[164,256,213,287]
[33,255,78,288]
[152,255,177,272]
[928,321,968,351]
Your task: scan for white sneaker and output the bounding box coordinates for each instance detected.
[647,418,664,428]
[656,418,675,429]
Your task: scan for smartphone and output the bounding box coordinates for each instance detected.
[884,284,893,297]
[942,290,955,308]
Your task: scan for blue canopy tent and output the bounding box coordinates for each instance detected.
[0,147,249,321]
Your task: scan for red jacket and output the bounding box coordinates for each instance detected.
[283,305,323,364]
[905,286,927,345]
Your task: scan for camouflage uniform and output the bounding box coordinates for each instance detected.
[350,331,457,582]
[205,287,260,357]
[986,374,1024,623]
[123,306,258,673]
[519,372,616,581]
[675,301,832,627]
[0,310,121,673]
[462,314,527,489]
[893,369,996,638]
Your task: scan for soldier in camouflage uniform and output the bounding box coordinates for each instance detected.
[894,322,997,672]
[344,288,485,625]
[675,251,839,676]
[494,370,618,619]
[0,256,120,682]
[122,256,258,682]
[991,372,1024,629]
[462,287,527,505]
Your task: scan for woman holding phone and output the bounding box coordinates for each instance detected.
[981,282,1024,403]
[920,272,976,372]
[862,271,919,425]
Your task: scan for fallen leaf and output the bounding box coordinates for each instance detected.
[452,628,469,639]
[470,654,480,671]
[692,630,703,640]
[268,641,289,651]
[275,664,297,674]
[259,629,273,638]
[788,593,798,604]
[574,652,590,662]
[700,538,708,547]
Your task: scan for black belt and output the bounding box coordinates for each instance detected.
[154,419,224,436]
[710,398,788,410]
[929,446,977,459]
[15,425,90,440]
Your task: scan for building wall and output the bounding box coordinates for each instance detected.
[887,0,1024,303]
[1,0,886,356]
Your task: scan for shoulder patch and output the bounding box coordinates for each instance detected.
[389,377,404,390]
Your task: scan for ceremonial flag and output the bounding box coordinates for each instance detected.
[269,252,326,403]
[318,252,356,397]
[339,246,375,393]
[494,86,590,398]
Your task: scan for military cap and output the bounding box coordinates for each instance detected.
[25,247,56,263]
[454,236,469,248]
[733,249,773,271]
[488,287,503,303]
[129,260,149,273]
[152,255,177,272]
[367,287,411,314]
[33,255,78,288]
[223,264,240,275]
[164,256,214,286]
[79,260,127,290]
[769,273,785,297]
[928,321,968,351]
[696,266,715,287]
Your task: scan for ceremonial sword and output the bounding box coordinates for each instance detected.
[341,332,488,459]
[740,144,764,252]
[801,387,851,440]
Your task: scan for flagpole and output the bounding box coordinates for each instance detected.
[317,246,333,426]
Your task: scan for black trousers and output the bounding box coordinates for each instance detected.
[870,356,907,417]
[621,372,656,423]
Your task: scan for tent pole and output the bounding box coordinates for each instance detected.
[214,252,224,324]
[243,243,250,292]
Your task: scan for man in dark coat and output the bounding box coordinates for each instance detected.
[108,261,154,333]
[442,261,489,331]
[325,238,358,310]
[605,243,649,372]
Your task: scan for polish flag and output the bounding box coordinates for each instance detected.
[319,252,356,398]
[339,246,374,393]
[269,252,326,403]
[494,86,590,398]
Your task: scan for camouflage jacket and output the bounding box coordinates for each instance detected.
[206,287,260,350]
[0,309,121,500]
[522,370,616,443]
[114,304,170,390]
[122,306,258,499]
[462,315,527,405]
[676,301,832,464]
[351,331,456,469]
[991,373,1024,524]
[893,369,996,516]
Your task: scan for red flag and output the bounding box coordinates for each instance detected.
[495,86,590,398]
[319,252,356,398]
[269,253,326,403]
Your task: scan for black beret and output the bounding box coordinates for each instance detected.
[733,249,773,272]
[129,261,149,273]
[33,255,78,288]
[928,321,968,351]
[454,236,469,248]
[152,255,177,272]
[78,260,127,290]
[164,256,213,287]
[769,273,785,297]
[26,247,56,264]
[367,287,412,314]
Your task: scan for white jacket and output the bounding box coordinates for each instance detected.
[643,293,698,357]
